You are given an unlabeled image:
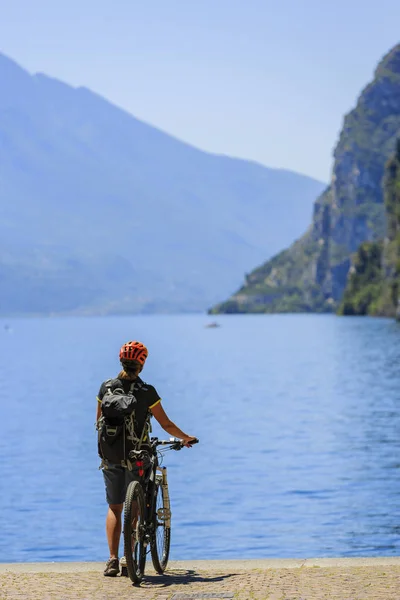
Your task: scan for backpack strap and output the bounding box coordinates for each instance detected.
[103,379,114,395]
[135,378,144,391]
[124,385,149,450]
[136,414,150,449]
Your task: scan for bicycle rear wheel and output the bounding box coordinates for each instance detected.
[123,480,146,584]
[150,478,171,573]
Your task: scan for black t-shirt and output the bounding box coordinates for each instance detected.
[97,376,161,441]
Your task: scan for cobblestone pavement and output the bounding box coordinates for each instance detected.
[1,561,399,600]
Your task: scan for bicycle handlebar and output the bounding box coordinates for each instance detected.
[152,437,199,449]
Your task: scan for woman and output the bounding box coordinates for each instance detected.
[96,340,197,576]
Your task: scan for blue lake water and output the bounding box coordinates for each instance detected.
[1,314,399,562]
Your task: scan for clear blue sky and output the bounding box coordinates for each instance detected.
[0,0,399,181]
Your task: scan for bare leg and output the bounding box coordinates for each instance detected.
[106,504,123,558]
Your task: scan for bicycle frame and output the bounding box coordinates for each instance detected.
[129,446,171,545]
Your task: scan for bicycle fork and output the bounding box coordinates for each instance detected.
[156,466,171,527]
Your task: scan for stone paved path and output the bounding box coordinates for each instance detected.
[0,559,399,600]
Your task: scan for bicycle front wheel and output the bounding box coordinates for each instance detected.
[150,478,171,573]
[123,480,147,584]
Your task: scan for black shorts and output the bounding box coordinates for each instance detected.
[102,464,140,505]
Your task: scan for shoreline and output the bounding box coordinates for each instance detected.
[1,556,400,572]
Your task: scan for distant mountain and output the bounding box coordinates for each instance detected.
[0,53,325,315]
[211,44,400,314]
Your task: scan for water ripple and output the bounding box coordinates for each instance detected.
[0,314,399,561]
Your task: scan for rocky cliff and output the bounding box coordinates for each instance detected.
[211,44,400,314]
[338,140,400,317]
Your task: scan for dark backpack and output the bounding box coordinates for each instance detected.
[101,381,137,421]
[97,379,149,466]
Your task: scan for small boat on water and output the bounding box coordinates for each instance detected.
[205,322,221,328]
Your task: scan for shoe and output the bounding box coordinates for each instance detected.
[103,557,120,577]
[120,556,128,577]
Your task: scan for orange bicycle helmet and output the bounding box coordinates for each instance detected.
[119,341,148,365]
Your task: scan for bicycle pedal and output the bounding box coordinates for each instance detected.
[157,508,171,521]
[120,566,128,577]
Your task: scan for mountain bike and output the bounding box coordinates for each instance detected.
[121,437,199,584]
